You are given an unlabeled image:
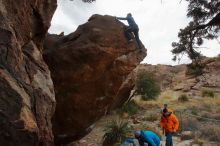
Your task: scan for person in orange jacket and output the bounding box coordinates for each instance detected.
[160,108,179,146]
[160,104,173,114]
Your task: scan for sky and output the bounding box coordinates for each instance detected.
[49,0,220,65]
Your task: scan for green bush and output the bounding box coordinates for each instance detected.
[202,89,215,98]
[122,100,139,116]
[103,119,129,145]
[178,94,189,102]
[186,63,205,76]
[136,72,161,100]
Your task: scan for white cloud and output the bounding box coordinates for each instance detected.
[49,0,220,65]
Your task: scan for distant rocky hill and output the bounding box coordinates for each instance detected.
[136,55,220,95]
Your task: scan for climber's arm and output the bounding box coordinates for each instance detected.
[116,17,127,20]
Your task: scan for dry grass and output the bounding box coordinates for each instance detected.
[133,90,220,118]
[209,113,220,120]
[134,90,184,110]
[181,116,200,131]
[184,95,220,111]
[133,95,160,109]
[133,89,220,144]
[199,123,220,142]
[143,113,158,122]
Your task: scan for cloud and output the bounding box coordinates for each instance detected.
[49,0,220,65]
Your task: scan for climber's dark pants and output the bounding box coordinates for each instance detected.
[165,132,173,146]
[125,27,142,49]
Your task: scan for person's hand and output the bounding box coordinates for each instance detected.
[173,129,176,133]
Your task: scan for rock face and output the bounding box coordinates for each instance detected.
[43,14,146,145]
[136,55,220,93]
[194,56,220,91]
[137,64,186,90]
[0,1,57,146]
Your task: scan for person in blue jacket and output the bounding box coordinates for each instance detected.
[134,130,160,146]
[116,13,142,49]
[122,138,140,146]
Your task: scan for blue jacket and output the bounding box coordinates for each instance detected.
[140,130,160,146]
[117,15,139,29]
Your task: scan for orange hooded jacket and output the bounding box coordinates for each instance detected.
[160,109,179,132]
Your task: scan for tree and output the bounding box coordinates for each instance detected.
[136,72,161,100]
[172,0,220,63]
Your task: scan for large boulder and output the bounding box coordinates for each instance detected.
[0,0,57,146]
[43,14,146,145]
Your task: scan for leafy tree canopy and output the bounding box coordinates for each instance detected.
[172,0,220,63]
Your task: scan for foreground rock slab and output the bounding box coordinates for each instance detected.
[0,0,57,146]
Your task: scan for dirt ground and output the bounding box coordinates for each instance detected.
[68,90,220,146]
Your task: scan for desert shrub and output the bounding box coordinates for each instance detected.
[178,94,189,102]
[189,106,199,115]
[202,89,215,98]
[122,100,139,116]
[103,119,129,145]
[185,63,205,76]
[199,123,220,142]
[136,72,161,100]
[191,138,204,146]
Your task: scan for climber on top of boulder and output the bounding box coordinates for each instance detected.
[116,13,142,49]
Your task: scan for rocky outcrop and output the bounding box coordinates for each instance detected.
[136,55,220,93]
[43,14,146,145]
[193,56,220,91]
[0,1,57,146]
[137,64,186,90]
